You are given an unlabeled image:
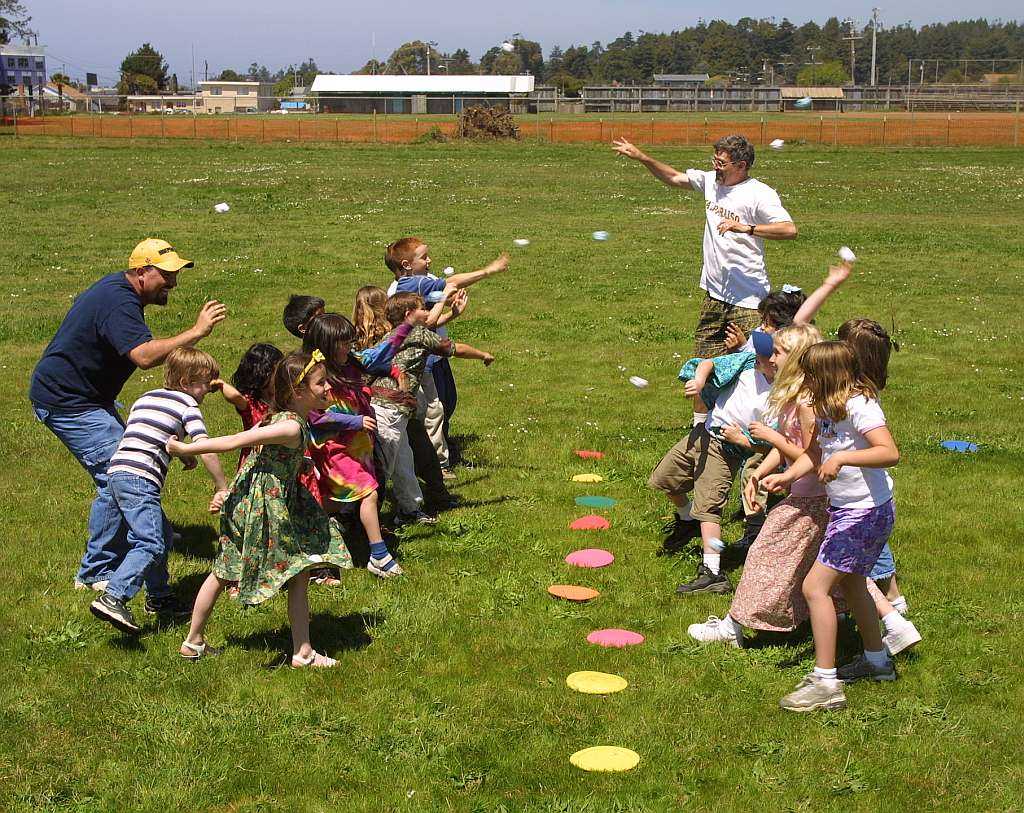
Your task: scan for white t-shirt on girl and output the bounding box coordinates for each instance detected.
[816,394,894,509]
[686,169,792,309]
[706,368,772,433]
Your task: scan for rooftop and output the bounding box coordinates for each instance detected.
[310,74,535,94]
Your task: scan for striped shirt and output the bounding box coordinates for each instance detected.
[108,389,209,487]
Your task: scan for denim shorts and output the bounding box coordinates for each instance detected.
[869,541,897,581]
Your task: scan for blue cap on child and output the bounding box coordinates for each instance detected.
[751,329,774,357]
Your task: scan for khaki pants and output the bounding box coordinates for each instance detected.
[371,402,424,515]
[416,375,450,470]
[648,426,745,523]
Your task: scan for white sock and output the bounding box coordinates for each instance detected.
[721,614,739,634]
[890,596,909,615]
[706,536,725,553]
[692,412,707,428]
[864,648,890,668]
[813,666,838,680]
[881,610,905,632]
[703,552,721,575]
[675,502,693,521]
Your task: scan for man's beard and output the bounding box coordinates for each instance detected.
[715,169,724,183]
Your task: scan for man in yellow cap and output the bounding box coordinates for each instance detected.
[30,240,227,613]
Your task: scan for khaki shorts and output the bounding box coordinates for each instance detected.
[648,425,745,523]
[694,293,762,358]
[740,451,769,515]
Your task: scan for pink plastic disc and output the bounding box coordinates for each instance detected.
[570,515,610,531]
[575,450,605,460]
[587,629,645,648]
[565,548,615,568]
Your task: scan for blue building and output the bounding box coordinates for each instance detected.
[0,44,46,91]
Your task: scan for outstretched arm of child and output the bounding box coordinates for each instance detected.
[682,359,715,399]
[817,425,899,483]
[424,283,457,328]
[744,448,784,512]
[210,378,248,410]
[453,342,494,366]
[353,320,416,375]
[167,420,303,457]
[793,262,852,326]
[433,289,468,328]
[445,253,509,289]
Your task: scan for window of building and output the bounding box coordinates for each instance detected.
[237,87,250,95]
[6,58,13,67]
[17,57,29,67]
[36,59,44,68]
[210,86,222,95]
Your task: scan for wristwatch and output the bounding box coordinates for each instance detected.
[747,224,757,236]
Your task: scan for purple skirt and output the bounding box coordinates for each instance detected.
[818,499,895,576]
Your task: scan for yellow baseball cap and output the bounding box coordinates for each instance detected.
[128,238,194,272]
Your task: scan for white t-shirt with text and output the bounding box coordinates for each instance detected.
[817,394,894,509]
[686,169,793,309]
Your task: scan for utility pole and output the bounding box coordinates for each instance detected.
[204,60,208,82]
[870,8,881,86]
[842,18,862,85]
[806,45,821,85]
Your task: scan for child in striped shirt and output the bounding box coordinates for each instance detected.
[90,347,228,635]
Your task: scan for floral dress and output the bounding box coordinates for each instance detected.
[214,411,352,605]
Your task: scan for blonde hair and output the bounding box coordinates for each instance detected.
[164,347,219,391]
[765,324,822,420]
[352,285,391,349]
[799,341,877,421]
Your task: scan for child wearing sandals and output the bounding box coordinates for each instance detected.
[168,351,352,668]
[301,308,428,578]
[763,341,901,711]
[687,323,826,646]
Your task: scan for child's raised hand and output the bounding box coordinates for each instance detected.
[181,455,198,471]
[488,254,510,275]
[724,322,747,351]
[825,263,852,288]
[683,379,702,398]
[210,378,226,391]
[743,475,763,513]
[481,352,495,367]
[361,415,377,433]
[450,289,469,316]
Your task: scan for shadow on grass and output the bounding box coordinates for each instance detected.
[172,523,219,561]
[227,611,384,668]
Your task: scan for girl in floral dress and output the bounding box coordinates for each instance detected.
[168,350,352,668]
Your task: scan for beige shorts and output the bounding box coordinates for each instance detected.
[648,425,745,523]
[694,293,762,358]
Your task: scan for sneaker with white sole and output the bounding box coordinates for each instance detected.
[395,510,438,526]
[779,674,847,712]
[883,617,922,657]
[688,615,742,648]
[74,579,109,593]
[90,593,141,634]
[838,654,897,683]
[367,557,404,578]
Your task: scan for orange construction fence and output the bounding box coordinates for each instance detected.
[11,113,1024,148]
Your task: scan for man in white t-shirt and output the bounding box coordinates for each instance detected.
[612,134,797,357]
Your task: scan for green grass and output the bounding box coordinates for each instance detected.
[1,138,1023,812]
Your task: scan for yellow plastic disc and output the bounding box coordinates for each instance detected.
[571,473,604,483]
[566,671,628,695]
[569,746,641,772]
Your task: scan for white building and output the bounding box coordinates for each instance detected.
[197,80,275,114]
[309,74,535,114]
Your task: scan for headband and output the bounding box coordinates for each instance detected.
[296,350,324,385]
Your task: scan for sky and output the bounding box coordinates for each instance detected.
[23,0,1023,87]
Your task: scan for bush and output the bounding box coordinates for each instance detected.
[414,125,449,144]
[457,105,519,140]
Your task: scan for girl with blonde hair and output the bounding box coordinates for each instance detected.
[689,323,829,646]
[352,285,391,350]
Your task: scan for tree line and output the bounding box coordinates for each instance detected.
[115,18,1024,98]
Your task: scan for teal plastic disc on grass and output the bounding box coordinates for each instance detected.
[575,496,617,509]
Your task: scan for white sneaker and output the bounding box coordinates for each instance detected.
[687,615,742,648]
[74,579,109,592]
[883,617,922,656]
[367,557,404,579]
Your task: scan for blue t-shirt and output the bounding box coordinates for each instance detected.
[389,274,449,374]
[29,272,153,412]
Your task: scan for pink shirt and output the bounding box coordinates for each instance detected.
[778,403,826,498]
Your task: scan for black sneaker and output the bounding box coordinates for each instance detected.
[675,564,733,596]
[658,516,701,555]
[144,593,192,620]
[90,593,141,634]
[395,510,438,526]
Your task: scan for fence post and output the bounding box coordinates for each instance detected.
[1015,101,1020,147]
[650,117,655,144]
[549,118,554,142]
[161,113,165,138]
[372,110,377,142]
[599,118,603,142]
[909,102,915,147]
[759,116,765,145]
[833,108,839,147]
[881,115,886,147]
[129,114,133,139]
[194,115,197,139]
[335,118,339,142]
[261,118,265,142]
[818,116,823,144]
[703,116,708,144]
[946,114,951,146]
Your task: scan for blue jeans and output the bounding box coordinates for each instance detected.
[106,473,170,601]
[32,405,170,596]
[870,541,897,581]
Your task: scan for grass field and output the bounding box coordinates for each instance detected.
[1,138,1023,812]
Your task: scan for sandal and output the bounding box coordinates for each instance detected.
[311,569,342,587]
[180,640,223,661]
[290,650,338,669]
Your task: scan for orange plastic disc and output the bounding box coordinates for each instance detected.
[547,584,601,602]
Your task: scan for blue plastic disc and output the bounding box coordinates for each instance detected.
[575,496,617,509]
[940,440,978,453]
